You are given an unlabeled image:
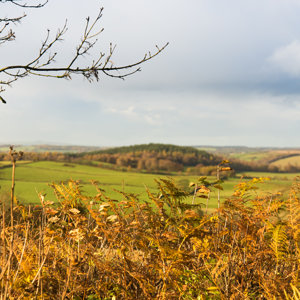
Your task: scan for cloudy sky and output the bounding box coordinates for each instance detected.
[1,0,300,147]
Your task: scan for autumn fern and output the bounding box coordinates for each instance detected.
[270,224,289,272]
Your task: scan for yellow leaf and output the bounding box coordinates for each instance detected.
[220,167,232,171]
[107,215,118,222]
[69,208,80,215]
[213,184,223,190]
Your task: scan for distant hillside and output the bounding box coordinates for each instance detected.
[0,144,104,153]
[195,145,300,155]
[69,143,222,174]
[269,154,300,172]
[196,146,300,172]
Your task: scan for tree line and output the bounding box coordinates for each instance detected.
[0,143,300,174]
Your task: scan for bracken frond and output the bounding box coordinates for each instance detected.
[270,224,289,264]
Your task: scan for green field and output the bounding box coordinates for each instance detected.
[229,151,271,162]
[0,161,298,209]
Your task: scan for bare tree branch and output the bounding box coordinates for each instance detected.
[4,0,48,8]
[0,2,168,102]
[0,14,25,24]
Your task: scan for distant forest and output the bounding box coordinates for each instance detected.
[72,143,221,173]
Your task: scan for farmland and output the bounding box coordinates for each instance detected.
[0,160,297,209]
[270,154,300,170]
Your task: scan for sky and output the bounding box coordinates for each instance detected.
[1,0,300,147]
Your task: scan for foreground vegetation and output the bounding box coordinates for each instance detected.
[0,174,299,299]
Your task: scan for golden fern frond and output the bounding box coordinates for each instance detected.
[287,180,300,264]
[284,284,300,300]
[288,178,300,229]
[291,285,300,300]
[289,200,300,222]
[211,257,228,280]
[270,225,289,263]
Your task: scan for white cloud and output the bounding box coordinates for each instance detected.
[268,40,300,76]
[107,105,137,118]
[105,104,163,126]
[144,115,161,125]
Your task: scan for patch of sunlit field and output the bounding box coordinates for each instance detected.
[270,155,300,168]
[229,151,271,162]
